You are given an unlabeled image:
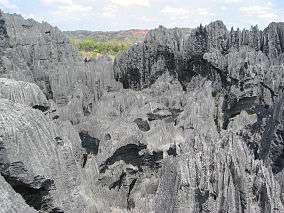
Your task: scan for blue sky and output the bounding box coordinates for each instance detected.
[0,0,283,31]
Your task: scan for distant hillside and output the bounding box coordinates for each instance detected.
[65,29,149,59]
[65,28,192,59]
[64,29,149,43]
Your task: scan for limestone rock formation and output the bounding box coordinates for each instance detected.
[1,10,284,213]
[0,78,48,109]
[114,21,284,91]
[114,26,186,90]
[0,11,120,112]
[0,99,97,212]
[112,20,284,212]
[0,175,37,213]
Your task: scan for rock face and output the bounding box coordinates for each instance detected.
[1,10,284,213]
[0,78,48,108]
[114,21,284,91]
[0,99,97,212]
[0,175,37,213]
[0,11,120,109]
[112,21,284,212]
[114,26,188,90]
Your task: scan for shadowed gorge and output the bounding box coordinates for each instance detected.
[99,144,163,173]
[79,131,100,155]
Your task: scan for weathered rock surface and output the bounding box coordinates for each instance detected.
[0,11,121,115]
[0,99,97,212]
[114,21,284,91]
[111,20,284,212]
[0,78,48,109]
[1,10,284,213]
[0,175,37,213]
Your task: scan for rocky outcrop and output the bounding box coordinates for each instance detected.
[0,99,97,212]
[111,21,284,212]
[0,11,121,115]
[114,21,284,91]
[77,72,284,212]
[173,81,283,212]
[0,78,48,109]
[0,175,37,213]
[71,73,184,212]
[0,11,122,212]
[1,10,284,213]
[114,26,189,90]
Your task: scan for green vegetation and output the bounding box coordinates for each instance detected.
[70,37,130,59]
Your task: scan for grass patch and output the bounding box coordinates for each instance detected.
[70,37,130,59]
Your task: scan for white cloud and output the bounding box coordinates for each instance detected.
[99,0,152,20]
[41,0,73,5]
[161,6,210,20]
[101,5,118,18]
[140,16,157,22]
[161,6,188,18]
[40,0,98,20]
[53,3,93,19]
[110,0,150,7]
[0,0,18,10]
[240,4,280,21]
[224,0,241,3]
[2,0,283,31]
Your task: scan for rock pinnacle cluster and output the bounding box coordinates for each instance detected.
[1,10,284,213]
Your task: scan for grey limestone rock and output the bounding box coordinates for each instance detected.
[0,11,121,116]
[1,10,284,213]
[0,99,97,212]
[0,78,48,109]
[0,175,37,213]
[111,20,284,212]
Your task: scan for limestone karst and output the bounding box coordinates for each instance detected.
[1,9,284,213]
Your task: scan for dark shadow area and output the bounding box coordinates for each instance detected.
[54,136,63,145]
[127,178,137,210]
[82,154,88,168]
[222,96,257,129]
[134,118,150,132]
[259,93,284,162]
[195,189,209,212]
[109,172,126,190]
[32,105,49,112]
[105,133,111,140]
[1,161,57,211]
[79,131,100,155]
[52,115,59,120]
[50,207,64,213]
[167,145,177,157]
[99,144,163,173]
